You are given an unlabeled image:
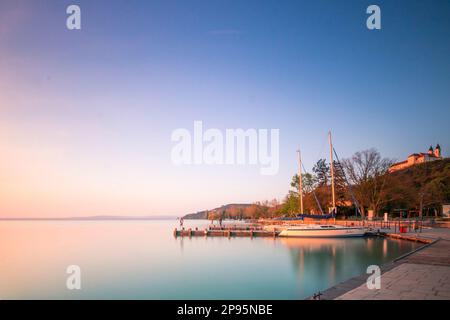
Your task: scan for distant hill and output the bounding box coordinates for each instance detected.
[183,203,252,219]
[384,158,450,212]
[388,157,450,185]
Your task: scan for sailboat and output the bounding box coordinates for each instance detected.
[279,132,366,238]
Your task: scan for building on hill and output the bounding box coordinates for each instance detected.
[389,144,443,173]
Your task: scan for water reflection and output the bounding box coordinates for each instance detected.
[279,237,418,294]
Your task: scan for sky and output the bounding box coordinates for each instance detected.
[0,0,449,217]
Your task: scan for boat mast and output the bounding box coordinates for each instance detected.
[329,131,336,212]
[297,150,304,213]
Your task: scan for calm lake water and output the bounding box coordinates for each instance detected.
[0,220,421,299]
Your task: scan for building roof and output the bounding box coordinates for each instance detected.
[408,152,439,158]
[390,160,407,167]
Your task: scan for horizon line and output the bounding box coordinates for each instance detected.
[0,215,178,221]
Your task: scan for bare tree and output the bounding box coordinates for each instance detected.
[342,149,393,217]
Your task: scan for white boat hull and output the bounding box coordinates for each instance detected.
[279,225,366,238]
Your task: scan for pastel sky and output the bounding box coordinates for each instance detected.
[1,0,449,217]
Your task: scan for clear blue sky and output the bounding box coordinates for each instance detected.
[0,0,449,217]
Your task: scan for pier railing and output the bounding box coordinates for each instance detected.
[335,219,425,233]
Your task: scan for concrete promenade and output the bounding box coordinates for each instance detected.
[319,228,450,300]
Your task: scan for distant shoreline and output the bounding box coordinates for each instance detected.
[0,216,177,221]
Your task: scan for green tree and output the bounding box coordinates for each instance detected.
[291,173,317,194]
[333,160,349,204]
[279,193,300,216]
[313,159,330,186]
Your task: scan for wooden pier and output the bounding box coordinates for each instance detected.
[174,227,279,238]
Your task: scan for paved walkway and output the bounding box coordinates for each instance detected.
[317,228,450,300]
[336,259,450,300]
[398,227,450,241]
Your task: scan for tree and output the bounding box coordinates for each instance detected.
[279,193,300,216]
[313,159,330,186]
[227,207,239,219]
[291,173,317,194]
[333,160,349,204]
[413,161,450,218]
[341,149,393,217]
[267,198,281,218]
[368,159,450,218]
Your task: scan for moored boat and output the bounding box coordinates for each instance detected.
[279,224,366,238]
[281,132,367,238]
